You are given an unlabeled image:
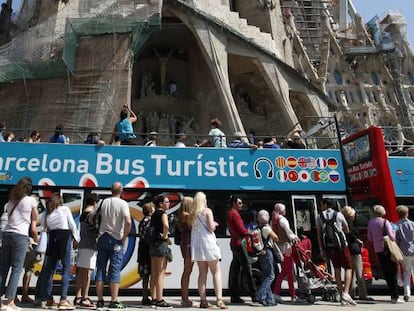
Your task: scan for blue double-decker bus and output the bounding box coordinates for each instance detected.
[0,142,347,289]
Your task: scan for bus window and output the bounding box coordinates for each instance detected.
[322,194,347,211]
[353,199,378,227]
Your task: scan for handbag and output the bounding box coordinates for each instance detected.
[270,242,283,263]
[383,220,404,263]
[35,231,48,254]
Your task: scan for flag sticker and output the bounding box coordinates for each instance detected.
[329,170,340,183]
[287,157,297,169]
[306,157,316,169]
[288,170,299,182]
[297,157,307,168]
[319,171,329,183]
[327,157,338,169]
[316,157,327,169]
[312,171,320,182]
[276,157,287,169]
[299,170,311,182]
[276,170,288,182]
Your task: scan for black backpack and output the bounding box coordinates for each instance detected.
[320,211,346,251]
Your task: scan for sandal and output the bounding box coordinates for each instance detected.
[73,297,82,307]
[80,298,95,309]
[216,299,227,309]
[199,300,211,308]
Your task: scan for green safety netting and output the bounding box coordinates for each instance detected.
[0,0,161,82]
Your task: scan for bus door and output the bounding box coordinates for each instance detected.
[291,195,318,251]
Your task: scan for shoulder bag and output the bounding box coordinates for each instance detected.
[383,220,404,263]
[36,215,48,254]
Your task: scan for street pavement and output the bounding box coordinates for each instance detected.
[12,296,414,311]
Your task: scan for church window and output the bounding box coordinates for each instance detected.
[334,70,342,85]
[408,72,414,85]
[371,71,379,85]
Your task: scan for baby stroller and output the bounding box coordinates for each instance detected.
[292,237,339,304]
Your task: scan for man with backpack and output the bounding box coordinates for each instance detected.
[316,198,356,306]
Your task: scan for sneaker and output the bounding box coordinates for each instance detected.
[155,300,172,309]
[273,295,283,304]
[108,301,126,309]
[391,298,404,304]
[46,300,58,310]
[230,297,244,304]
[96,301,105,310]
[341,293,357,306]
[404,296,409,302]
[58,300,75,310]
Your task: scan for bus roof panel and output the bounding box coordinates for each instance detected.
[0,143,346,191]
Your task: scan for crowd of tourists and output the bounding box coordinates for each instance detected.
[1,178,414,310]
[0,107,307,149]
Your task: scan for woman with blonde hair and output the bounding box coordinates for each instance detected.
[190,192,226,309]
[39,192,80,309]
[368,205,401,303]
[341,206,371,300]
[177,196,194,307]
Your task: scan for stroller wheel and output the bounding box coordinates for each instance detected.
[321,293,328,301]
[307,295,316,304]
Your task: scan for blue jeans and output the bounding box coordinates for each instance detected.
[40,237,72,301]
[0,232,28,299]
[256,248,275,304]
[96,233,123,283]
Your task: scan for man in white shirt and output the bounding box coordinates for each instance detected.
[95,182,131,310]
[316,199,355,306]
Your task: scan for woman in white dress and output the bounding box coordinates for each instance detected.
[190,192,227,309]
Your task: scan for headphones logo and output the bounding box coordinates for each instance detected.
[254,157,274,179]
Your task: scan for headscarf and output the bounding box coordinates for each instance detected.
[272,203,286,224]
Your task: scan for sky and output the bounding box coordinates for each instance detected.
[8,0,414,46]
[352,0,413,47]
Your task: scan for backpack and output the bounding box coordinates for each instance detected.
[244,227,265,257]
[320,211,346,251]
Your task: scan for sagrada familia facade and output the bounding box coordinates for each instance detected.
[0,0,413,146]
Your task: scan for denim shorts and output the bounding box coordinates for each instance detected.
[149,240,169,258]
[95,233,123,283]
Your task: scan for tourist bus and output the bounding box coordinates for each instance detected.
[0,142,348,290]
[342,126,414,279]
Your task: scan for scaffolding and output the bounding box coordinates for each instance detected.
[280,0,337,63]
[0,0,161,142]
[0,0,161,82]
